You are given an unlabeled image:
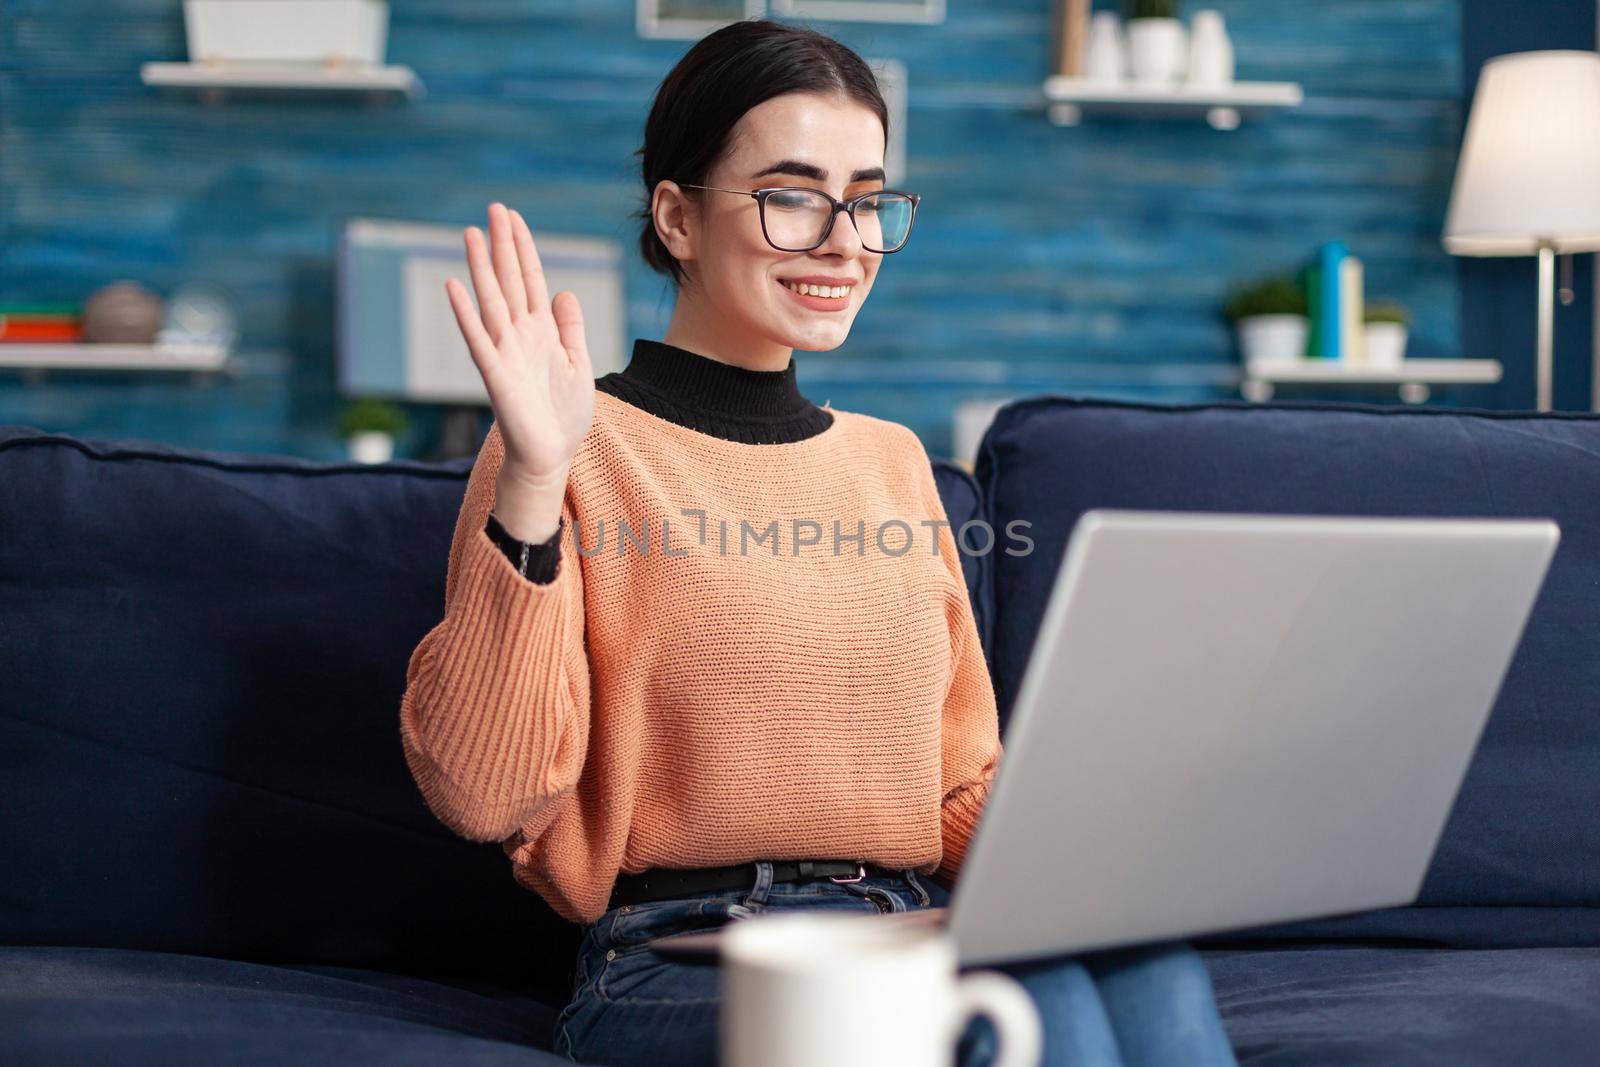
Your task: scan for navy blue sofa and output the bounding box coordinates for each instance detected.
[975,397,1600,1066]
[0,418,974,1066]
[4,394,1599,1064]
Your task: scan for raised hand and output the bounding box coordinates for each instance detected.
[446,203,595,543]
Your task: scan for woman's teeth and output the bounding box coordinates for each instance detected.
[780,280,851,299]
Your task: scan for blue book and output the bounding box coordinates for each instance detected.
[1301,261,1322,357]
[1317,240,1347,360]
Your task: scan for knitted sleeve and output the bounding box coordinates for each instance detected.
[913,443,1004,892]
[398,420,591,843]
[484,511,564,584]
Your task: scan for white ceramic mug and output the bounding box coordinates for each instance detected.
[721,910,1042,1067]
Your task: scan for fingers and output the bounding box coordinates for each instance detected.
[488,203,528,319]
[445,278,498,382]
[510,209,552,314]
[463,226,512,340]
[550,290,590,373]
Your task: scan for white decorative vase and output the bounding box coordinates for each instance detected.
[183,0,389,66]
[1186,10,1235,88]
[1126,17,1187,85]
[1237,315,1310,367]
[1083,12,1127,84]
[1363,322,1409,368]
[347,430,395,464]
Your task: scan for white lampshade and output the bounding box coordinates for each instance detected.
[1442,49,1600,256]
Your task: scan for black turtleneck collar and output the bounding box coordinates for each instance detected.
[595,338,835,445]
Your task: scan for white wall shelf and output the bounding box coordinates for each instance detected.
[141,61,423,102]
[1042,76,1303,129]
[0,342,236,378]
[1239,358,1503,404]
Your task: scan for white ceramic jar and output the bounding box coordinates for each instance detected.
[1187,9,1235,88]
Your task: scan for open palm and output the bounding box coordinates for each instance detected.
[446,202,595,480]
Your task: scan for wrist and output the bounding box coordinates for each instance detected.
[494,463,568,544]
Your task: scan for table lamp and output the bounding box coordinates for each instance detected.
[1442,49,1600,411]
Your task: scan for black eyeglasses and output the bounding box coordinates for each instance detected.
[679,184,921,254]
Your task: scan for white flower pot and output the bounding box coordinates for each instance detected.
[347,430,394,464]
[1236,314,1309,367]
[183,0,389,66]
[1363,322,1409,368]
[1126,17,1187,85]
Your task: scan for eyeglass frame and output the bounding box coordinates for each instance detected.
[676,183,922,254]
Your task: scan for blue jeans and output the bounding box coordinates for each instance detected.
[552,863,1237,1067]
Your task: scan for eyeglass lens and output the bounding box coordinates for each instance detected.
[763,189,915,252]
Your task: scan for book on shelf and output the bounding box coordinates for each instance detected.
[1339,254,1365,364]
[0,309,83,343]
[1300,240,1368,361]
[1302,260,1324,358]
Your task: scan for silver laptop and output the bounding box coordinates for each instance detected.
[647,509,1560,968]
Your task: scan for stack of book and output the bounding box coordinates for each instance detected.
[1298,241,1366,362]
[0,304,83,344]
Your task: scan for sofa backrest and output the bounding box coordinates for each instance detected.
[0,423,990,997]
[974,396,1600,949]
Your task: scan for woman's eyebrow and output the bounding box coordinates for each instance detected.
[750,159,886,183]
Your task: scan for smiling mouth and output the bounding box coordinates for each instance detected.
[777,279,854,309]
[778,279,853,299]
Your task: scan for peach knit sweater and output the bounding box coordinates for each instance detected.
[399,390,1003,925]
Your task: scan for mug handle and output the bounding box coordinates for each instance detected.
[950,970,1042,1067]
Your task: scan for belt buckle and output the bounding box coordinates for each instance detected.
[829,862,867,884]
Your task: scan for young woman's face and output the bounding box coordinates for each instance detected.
[661,92,889,354]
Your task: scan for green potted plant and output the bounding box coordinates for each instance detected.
[1362,300,1410,368]
[1123,0,1185,84]
[1223,275,1309,368]
[338,397,408,464]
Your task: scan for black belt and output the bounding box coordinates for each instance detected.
[608,859,905,909]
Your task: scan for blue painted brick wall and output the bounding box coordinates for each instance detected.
[2,0,1474,459]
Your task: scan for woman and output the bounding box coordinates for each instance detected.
[399,17,1237,1067]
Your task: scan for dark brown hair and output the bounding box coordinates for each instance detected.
[634,18,890,288]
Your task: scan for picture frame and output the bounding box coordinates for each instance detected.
[769,0,943,24]
[636,0,766,40]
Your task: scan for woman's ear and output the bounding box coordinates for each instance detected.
[652,180,697,267]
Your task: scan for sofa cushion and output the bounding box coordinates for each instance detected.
[931,458,993,655]
[1204,945,1600,1066]
[0,946,565,1066]
[973,397,1600,946]
[0,424,989,996]
[0,425,577,1000]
